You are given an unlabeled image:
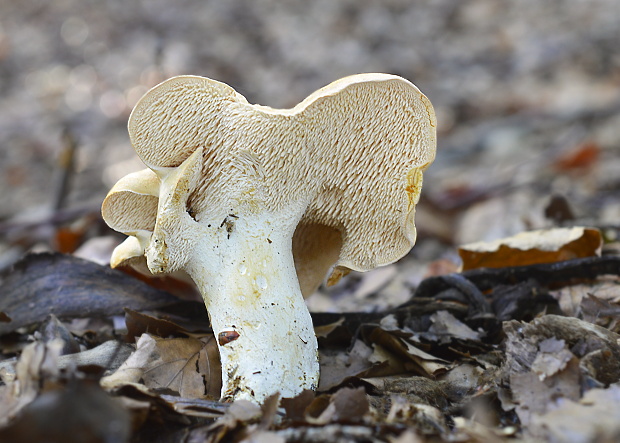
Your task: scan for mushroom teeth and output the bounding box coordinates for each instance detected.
[126,73,436,280]
[102,168,160,273]
[101,168,160,234]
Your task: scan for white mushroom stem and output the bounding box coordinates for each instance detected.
[184,211,319,402]
[141,149,319,402]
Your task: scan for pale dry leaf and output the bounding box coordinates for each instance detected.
[318,339,374,390]
[428,310,481,342]
[207,399,262,440]
[528,385,620,443]
[510,357,581,427]
[313,316,344,338]
[308,387,369,425]
[101,333,221,398]
[0,340,63,427]
[531,338,573,381]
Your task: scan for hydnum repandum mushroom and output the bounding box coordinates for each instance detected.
[102,73,437,403]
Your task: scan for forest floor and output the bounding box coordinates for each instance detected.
[1,1,620,441]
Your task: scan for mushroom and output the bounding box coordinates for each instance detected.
[102,73,436,403]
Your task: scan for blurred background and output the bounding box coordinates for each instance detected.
[1,0,619,309]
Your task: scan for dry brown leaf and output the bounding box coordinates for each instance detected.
[369,328,452,377]
[428,310,481,342]
[503,315,620,386]
[318,340,374,390]
[207,400,262,443]
[101,333,221,399]
[313,316,345,338]
[307,387,369,425]
[554,141,601,172]
[459,227,602,271]
[510,357,581,426]
[281,390,315,421]
[124,309,191,342]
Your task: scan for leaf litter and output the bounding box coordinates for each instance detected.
[1,226,619,442]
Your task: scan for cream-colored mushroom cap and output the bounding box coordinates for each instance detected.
[126,73,436,292]
[102,168,159,270]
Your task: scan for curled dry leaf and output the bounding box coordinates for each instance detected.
[101,333,221,399]
[368,327,452,377]
[459,227,602,271]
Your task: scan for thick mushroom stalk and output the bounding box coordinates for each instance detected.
[102,74,436,403]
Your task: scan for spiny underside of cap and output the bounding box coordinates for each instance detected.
[101,168,160,234]
[125,74,436,276]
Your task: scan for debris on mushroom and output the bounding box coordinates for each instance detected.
[102,73,437,403]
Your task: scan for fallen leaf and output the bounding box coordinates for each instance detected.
[313,316,344,339]
[101,333,221,399]
[124,309,190,342]
[158,394,229,418]
[369,328,452,377]
[530,338,573,380]
[39,314,81,355]
[503,315,620,386]
[554,141,600,172]
[281,390,315,421]
[207,399,262,443]
[318,339,374,390]
[0,380,130,443]
[529,385,620,443]
[307,387,369,425]
[0,253,180,335]
[0,339,63,426]
[428,310,481,342]
[459,227,602,271]
[510,357,581,426]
